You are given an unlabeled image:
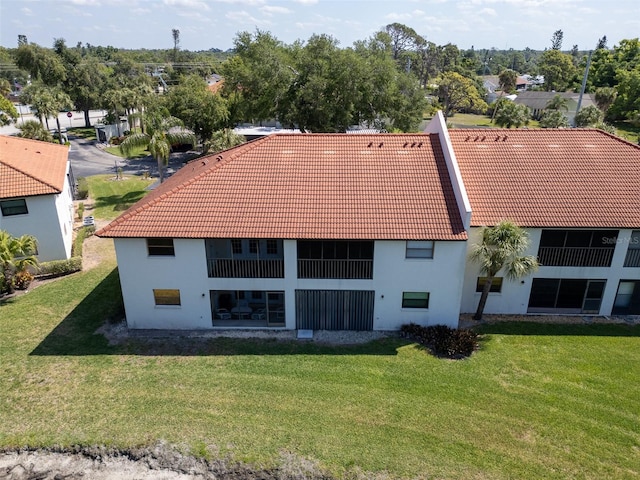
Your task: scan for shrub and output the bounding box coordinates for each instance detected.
[76,177,89,200]
[13,270,34,290]
[37,257,82,278]
[77,202,85,220]
[72,225,94,257]
[400,323,478,359]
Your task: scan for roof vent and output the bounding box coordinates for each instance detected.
[502,135,508,141]
[418,142,423,148]
[378,142,384,148]
[215,155,223,162]
[403,142,408,148]
[367,142,373,148]
[465,136,470,141]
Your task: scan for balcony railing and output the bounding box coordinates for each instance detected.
[624,249,640,267]
[298,259,373,279]
[538,247,614,267]
[208,258,284,278]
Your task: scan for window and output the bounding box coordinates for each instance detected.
[624,231,640,267]
[266,239,278,255]
[153,289,181,306]
[402,292,430,309]
[1,199,28,216]
[249,239,259,254]
[147,238,175,256]
[231,239,242,254]
[476,277,503,293]
[406,240,434,259]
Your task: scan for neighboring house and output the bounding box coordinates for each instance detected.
[97,114,470,331]
[450,129,640,317]
[513,91,596,124]
[97,113,640,331]
[0,136,75,262]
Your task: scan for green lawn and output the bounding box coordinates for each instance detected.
[1,177,639,478]
[104,144,149,159]
[86,175,155,220]
[1,261,639,478]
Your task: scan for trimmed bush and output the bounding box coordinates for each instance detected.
[37,257,82,278]
[72,225,95,257]
[13,270,34,290]
[76,177,89,200]
[400,323,478,359]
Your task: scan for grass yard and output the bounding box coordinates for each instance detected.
[85,175,155,220]
[104,144,149,159]
[1,260,639,478]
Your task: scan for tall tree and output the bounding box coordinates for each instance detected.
[164,74,228,147]
[119,112,195,183]
[594,86,617,113]
[13,43,66,86]
[498,69,517,93]
[551,29,564,50]
[20,83,72,142]
[436,71,488,118]
[469,221,538,321]
[538,49,577,91]
[172,29,180,63]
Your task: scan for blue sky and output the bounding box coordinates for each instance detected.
[1,0,638,52]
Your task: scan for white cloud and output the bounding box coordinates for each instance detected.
[261,5,292,15]
[294,0,319,4]
[226,10,272,26]
[20,7,34,16]
[164,0,211,11]
[217,0,266,5]
[68,0,102,5]
[480,7,497,15]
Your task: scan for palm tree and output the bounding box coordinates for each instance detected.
[469,221,539,321]
[18,120,54,142]
[21,84,72,144]
[119,113,195,183]
[0,230,38,295]
[545,94,568,112]
[206,128,246,154]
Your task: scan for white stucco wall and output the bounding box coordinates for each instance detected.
[0,193,73,262]
[114,238,468,330]
[461,227,640,315]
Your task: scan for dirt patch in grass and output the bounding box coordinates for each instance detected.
[0,443,334,480]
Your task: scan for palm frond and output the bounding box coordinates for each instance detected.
[119,133,151,157]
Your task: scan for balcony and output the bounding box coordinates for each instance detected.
[208,258,284,278]
[624,249,640,268]
[538,247,614,267]
[298,259,373,279]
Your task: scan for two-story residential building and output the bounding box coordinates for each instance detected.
[96,125,470,330]
[97,114,640,330]
[451,129,640,317]
[0,136,75,262]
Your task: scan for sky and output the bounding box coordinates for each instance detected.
[1,0,638,53]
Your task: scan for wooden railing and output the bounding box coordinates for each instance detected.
[624,249,640,267]
[208,258,284,278]
[297,259,373,279]
[538,247,614,267]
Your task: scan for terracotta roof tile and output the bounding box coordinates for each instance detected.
[449,128,640,228]
[97,134,467,241]
[0,136,69,199]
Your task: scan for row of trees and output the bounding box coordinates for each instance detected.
[1,26,638,143]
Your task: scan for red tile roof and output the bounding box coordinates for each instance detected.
[0,136,69,199]
[97,134,467,241]
[449,128,640,228]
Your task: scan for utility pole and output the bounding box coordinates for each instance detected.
[574,50,593,126]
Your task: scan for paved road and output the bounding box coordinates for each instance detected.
[68,135,198,181]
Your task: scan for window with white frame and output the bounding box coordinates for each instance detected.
[153,289,181,306]
[406,240,434,259]
[476,277,503,293]
[402,292,430,309]
[147,238,175,256]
